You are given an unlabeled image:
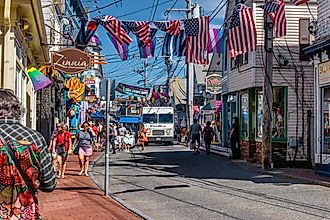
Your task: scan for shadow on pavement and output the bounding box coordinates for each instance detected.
[101,148,312,186]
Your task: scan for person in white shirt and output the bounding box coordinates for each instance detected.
[97,122,103,142]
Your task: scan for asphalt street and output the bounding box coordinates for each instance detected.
[92,144,330,220]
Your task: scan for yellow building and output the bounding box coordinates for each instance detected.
[0,0,49,128]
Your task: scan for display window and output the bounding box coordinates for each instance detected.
[256,87,287,141]
[241,92,249,139]
[322,87,330,154]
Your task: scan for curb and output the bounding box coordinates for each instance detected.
[259,170,330,188]
[88,152,153,220]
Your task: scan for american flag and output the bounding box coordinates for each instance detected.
[291,0,309,5]
[122,21,152,47]
[95,15,132,45]
[261,0,286,38]
[153,20,182,36]
[228,4,257,57]
[183,16,210,64]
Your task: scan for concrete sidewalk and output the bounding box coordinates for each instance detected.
[262,168,330,188]
[39,153,142,220]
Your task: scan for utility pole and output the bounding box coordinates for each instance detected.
[186,0,192,129]
[165,57,172,97]
[262,3,274,169]
[144,59,148,88]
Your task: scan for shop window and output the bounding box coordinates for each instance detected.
[272,87,286,139]
[241,92,249,139]
[322,87,330,154]
[256,88,287,140]
[256,91,263,139]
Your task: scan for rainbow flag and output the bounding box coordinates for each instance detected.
[27,67,52,91]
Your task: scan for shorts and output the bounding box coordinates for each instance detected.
[191,134,201,145]
[55,148,68,159]
[79,146,93,156]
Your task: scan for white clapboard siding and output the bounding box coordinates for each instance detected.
[222,0,317,161]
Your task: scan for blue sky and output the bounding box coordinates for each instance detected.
[83,0,226,87]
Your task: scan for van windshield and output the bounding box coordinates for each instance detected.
[143,114,157,124]
[159,114,173,123]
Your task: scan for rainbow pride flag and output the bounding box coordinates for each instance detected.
[27,67,52,91]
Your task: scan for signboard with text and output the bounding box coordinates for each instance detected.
[116,83,150,97]
[206,74,221,94]
[52,48,91,74]
[319,60,330,85]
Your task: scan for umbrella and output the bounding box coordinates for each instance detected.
[27,67,52,91]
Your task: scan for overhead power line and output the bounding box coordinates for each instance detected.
[116,0,174,18]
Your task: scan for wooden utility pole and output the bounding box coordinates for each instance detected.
[165,57,172,95]
[144,59,148,88]
[262,5,274,169]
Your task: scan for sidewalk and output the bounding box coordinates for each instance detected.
[262,168,330,187]
[39,153,142,220]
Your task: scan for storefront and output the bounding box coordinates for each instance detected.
[222,93,238,148]
[236,87,288,165]
[315,59,330,175]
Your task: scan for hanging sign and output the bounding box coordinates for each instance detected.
[83,70,96,84]
[116,83,150,97]
[52,48,91,74]
[319,60,330,85]
[84,95,97,102]
[206,74,221,94]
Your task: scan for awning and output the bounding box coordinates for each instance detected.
[202,103,212,110]
[118,116,142,124]
[89,111,105,119]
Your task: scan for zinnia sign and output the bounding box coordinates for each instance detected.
[52,48,91,74]
[206,74,221,94]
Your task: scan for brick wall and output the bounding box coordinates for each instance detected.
[255,141,287,167]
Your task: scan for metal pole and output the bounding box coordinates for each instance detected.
[104,79,110,196]
[186,0,192,129]
[262,7,274,169]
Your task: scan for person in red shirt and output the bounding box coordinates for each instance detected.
[92,122,98,143]
[53,123,72,179]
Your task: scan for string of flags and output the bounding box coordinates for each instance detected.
[75,0,310,63]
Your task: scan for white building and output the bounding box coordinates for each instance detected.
[304,0,330,175]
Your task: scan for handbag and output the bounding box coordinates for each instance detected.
[57,144,66,155]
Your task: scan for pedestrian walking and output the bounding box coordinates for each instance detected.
[138,124,148,151]
[74,122,95,176]
[203,121,214,154]
[109,123,117,154]
[230,117,240,159]
[190,119,202,155]
[49,123,60,172]
[0,88,56,219]
[97,122,103,142]
[53,123,71,179]
[118,123,126,151]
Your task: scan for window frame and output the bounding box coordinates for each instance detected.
[240,91,249,140]
[255,87,288,142]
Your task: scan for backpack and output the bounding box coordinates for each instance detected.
[0,135,41,220]
[203,127,214,139]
